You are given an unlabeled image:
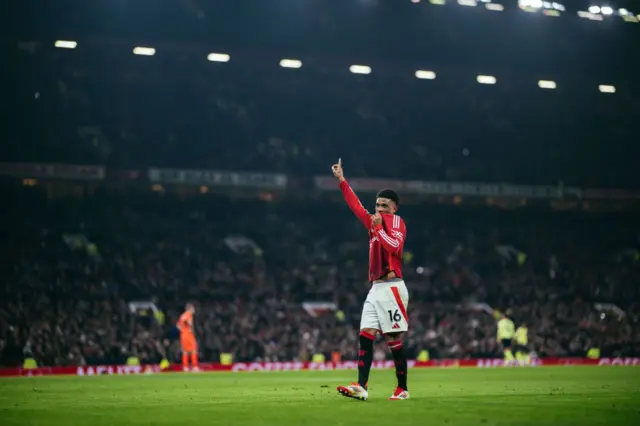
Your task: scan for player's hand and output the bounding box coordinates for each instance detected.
[371,213,382,226]
[331,158,344,181]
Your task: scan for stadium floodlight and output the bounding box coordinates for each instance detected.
[207,53,230,62]
[601,6,613,15]
[458,0,477,7]
[619,10,638,21]
[477,75,497,85]
[415,70,436,80]
[486,3,505,11]
[552,2,565,11]
[410,0,420,3]
[588,6,601,14]
[350,65,372,75]
[54,40,77,49]
[521,0,543,8]
[538,80,557,89]
[429,0,445,5]
[599,85,616,93]
[133,47,155,56]
[578,10,604,20]
[280,59,302,69]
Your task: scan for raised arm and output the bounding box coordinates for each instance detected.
[332,158,372,230]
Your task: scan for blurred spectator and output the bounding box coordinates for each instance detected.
[1,190,638,367]
[1,10,639,366]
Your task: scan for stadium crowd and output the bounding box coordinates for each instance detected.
[2,4,640,368]
[5,40,640,188]
[1,190,638,367]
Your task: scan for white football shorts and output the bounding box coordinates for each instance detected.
[359,279,409,334]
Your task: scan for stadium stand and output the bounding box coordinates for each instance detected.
[1,0,639,368]
[1,188,638,367]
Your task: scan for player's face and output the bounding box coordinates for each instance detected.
[375,197,396,214]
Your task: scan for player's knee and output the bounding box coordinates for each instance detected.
[361,328,379,338]
[384,331,404,341]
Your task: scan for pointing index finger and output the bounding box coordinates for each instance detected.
[338,158,342,168]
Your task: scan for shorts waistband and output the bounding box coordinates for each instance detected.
[372,277,403,284]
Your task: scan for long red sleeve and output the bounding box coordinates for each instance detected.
[339,179,372,230]
[373,216,406,256]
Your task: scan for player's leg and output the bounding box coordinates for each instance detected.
[522,346,530,365]
[377,281,410,400]
[181,337,195,371]
[190,352,199,371]
[337,295,379,401]
[187,338,199,371]
[515,348,523,365]
[515,345,530,365]
[357,298,381,393]
[181,351,190,371]
[502,339,515,365]
[358,326,378,388]
[383,332,408,399]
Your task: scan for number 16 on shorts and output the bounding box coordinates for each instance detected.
[360,280,410,334]
[388,309,402,323]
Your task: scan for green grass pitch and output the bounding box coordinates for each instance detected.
[1,367,639,426]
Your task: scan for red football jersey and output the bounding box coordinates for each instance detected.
[339,180,406,283]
